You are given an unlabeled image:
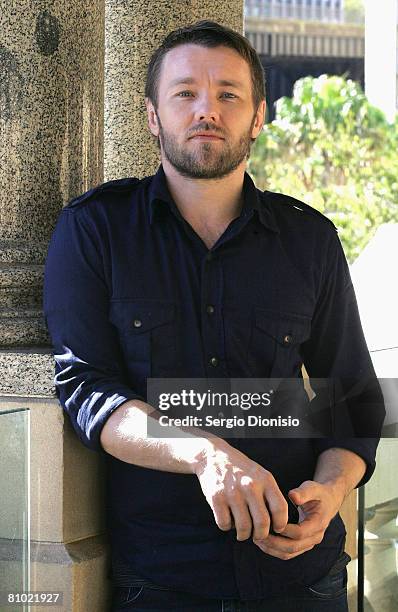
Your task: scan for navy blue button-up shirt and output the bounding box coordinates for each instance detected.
[44,165,384,600]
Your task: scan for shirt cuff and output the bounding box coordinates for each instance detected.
[72,388,146,453]
[312,438,379,488]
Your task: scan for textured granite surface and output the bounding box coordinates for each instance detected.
[0,1,105,242]
[0,312,49,346]
[0,350,55,396]
[0,0,105,346]
[0,240,49,264]
[104,0,244,180]
[0,264,43,310]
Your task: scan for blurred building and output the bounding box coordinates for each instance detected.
[245,0,345,23]
[244,0,365,120]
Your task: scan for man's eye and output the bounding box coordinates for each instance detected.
[177,91,193,97]
[221,92,236,99]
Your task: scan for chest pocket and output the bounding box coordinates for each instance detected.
[109,299,177,389]
[248,308,311,377]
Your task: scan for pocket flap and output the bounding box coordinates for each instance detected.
[254,308,311,346]
[109,299,175,333]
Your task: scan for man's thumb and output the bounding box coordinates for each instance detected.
[288,480,314,504]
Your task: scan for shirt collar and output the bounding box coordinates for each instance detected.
[148,164,279,234]
[241,169,279,234]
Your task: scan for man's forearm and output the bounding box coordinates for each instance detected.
[99,399,220,474]
[312,447,366,500]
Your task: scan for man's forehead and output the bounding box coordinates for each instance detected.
[160,44,251,85]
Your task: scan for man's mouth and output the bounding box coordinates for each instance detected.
[189,133,224,140]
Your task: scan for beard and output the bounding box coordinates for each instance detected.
[156,114,256,180]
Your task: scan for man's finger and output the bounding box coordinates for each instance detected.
[212,498,233,532]
[229,500,253,541]
[255,539,316,560]
[254,532,323,554]
[276,514,325,540]
[263,489,289,533]
[246,494,271,541]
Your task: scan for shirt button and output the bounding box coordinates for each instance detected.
[206,252,213,262]
[206,304,215,315]
[133,319,142,328]
[209,356,219,367]
[283,334,293,345]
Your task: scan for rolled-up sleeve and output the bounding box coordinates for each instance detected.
[301,230,386,488]
[43,204,144,452]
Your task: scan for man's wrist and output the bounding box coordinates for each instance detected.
[315,474,349,508]
[190,436,229,477]
[313,447,367,501]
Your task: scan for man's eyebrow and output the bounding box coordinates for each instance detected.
[167,77,244,89]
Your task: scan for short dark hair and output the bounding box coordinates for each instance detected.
[145,20,266,111]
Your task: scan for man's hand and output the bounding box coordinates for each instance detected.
[253,447,366,560]
[194,439,289,542]
[252,479,345,560]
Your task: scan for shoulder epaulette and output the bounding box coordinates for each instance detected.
[66,177,141,209]
[265,191,337,231]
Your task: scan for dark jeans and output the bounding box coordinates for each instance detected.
[111,551,351,611]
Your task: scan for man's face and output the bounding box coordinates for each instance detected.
[146,44,265,179]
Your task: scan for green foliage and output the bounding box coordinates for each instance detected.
[344,0,364,24]
[248,74,398,262]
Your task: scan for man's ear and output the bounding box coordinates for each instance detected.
[145,97,160,137]
[251,99,266,140]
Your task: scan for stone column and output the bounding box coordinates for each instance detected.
[104,0,244,180]
[0,1,107,610]
[0,1,104,348]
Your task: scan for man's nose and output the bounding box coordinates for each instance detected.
[193,95,220,123]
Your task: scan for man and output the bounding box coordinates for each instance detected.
[44,21,384,612]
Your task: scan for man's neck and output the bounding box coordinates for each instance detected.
[161,157,246,228]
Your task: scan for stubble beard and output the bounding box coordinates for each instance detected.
[156,114,256,180]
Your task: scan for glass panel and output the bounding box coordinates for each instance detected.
[363,439,398,611]
[0,408,30,612]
